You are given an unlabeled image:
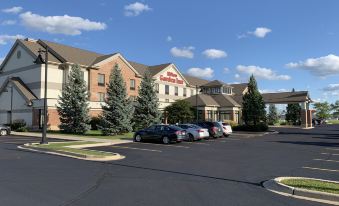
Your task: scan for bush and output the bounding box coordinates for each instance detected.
[11,119,26,131]
[90,116,101,130]
[280,121,287,125]
[223,120,238,127]
[232,123,268,132]
[15,127,28,132]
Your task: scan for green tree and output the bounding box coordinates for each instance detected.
[242,75,266,125]
[57,64,90,134]
[331,100,339,118]
[165,100,194,124]
[133,71,161,130]
[314,102,331,119]
[99,64,134,135]
[267,104,279,125]
[285,89,301,125]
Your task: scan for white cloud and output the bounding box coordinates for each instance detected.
[236,65,291,80]
[124,2,152,17]
[2,6,23,14]
[323,84,339,91]
[19,12,107,36]
[202,49,227,59]
[286,54,339,77]
[0,34,25,45]
[251,27,272,38]
[239,27,272,39]
[259,88,289,93]
[166,36,172,42]
[187,67,214,78]
[1,20,16,25]
[234,73,240,79]
[170,46,194,58]
[223,67,230,73]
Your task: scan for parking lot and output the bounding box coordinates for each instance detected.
[0,125,338,206]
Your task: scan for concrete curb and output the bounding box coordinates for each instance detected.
[18,142,125,162]
[263,177,339,205]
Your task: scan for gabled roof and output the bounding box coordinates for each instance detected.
[201,80,229,87]
[183,75,209,87]
[185,94,240,107]
[0,77,37,105]
[148,63,172,76]
[212,94,241,107]
[230,83,248,96]
[262,91,311,104]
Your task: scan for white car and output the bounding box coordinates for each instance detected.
[218,122,232,137]
[177,124,210,141]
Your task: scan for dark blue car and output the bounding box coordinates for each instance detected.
[134,124,187,144]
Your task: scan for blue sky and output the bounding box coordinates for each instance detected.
[1,0,339,103]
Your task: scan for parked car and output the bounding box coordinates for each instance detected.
[195,122,223,138]
[177,124,210,141]
[0,125,11,136]
[218,122,233,137]
[134,124,187,144]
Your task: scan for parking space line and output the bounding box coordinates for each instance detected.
[313,159,339,163]
[184,142,210,146]
[111,146,162,152]
[321,153,339,156]
[302,166,339,172]
[325,148,339,151]
[134,142,190,149]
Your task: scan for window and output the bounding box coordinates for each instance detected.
[80,71,85,81]
[98,74,105,86]
[155,83,159,93]
[165,85,169,95]
[165,99,169,103]
[98,92,105,102]
[175,86,178,96]
[130,79,136,90]
[17,50,21,59]
[183,88,187,97]
[191,89,194,96]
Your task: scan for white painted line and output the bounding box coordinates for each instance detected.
[134,142,190,149]
[313,159,339,163]
[302,166,339,172]
[325,148,339,151]
[321,153,339,156]
[183,142,210,146]
[111,145,162,152]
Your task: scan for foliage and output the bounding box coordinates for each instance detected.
[232,123,268,132]
[314,101,331,119]
[165,100,194,124]
[90,116,100,130]
[267,104,279,125]
[11,119,26,130]
[285,89,301,125]
[57,64,90,134]
[99,64,134,135]
[242,75,267,126]
[133,71,162,130]
[330,100,339,118]
[15,127,28,132]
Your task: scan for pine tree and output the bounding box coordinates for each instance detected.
[99,64,134,135]
[242,75,266,126]
[133,71,161,130]
[165,100,194,124]
[285,89,301,125]
[57,64,90,134]
[267,104,279,125]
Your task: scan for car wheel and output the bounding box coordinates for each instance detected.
[0,130,7,136]
[162,136,170,144]
[188,134,194,142]
[134,134,142,142]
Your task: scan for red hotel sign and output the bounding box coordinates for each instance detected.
[160,72,184,84]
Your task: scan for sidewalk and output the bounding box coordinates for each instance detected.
[11,131,132,144]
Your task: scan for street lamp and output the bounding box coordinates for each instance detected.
[34,47,49,144]
[195,85,198,123]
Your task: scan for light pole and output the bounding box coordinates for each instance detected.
[195,85,198,123]
[34,47,49,144]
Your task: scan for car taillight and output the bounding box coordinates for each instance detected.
[197,129,204,133]
[176,131,183,135]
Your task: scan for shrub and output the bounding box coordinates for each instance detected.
[232,123,268,132]
[280,121,287,125]
[15,127,28,132]
[223,120,238,127]
[11,119,26,131]
[90,116,101,130]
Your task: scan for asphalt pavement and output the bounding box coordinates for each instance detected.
[0,125,338,206]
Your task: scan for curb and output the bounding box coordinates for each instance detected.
[18,143,125,162]
[263,177,339,205]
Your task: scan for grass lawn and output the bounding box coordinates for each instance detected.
[32,130,134,140]
[30,141,116,158]
[327,120,339,124]
[281,179,339,195]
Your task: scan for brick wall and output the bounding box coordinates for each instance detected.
[89,56,141,102]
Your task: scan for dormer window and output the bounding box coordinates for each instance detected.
[222,86,232,94]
